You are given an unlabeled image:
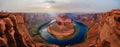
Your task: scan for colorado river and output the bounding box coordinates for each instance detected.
[37,19,88,47]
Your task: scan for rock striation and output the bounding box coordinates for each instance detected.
[47,13,74,39]
[0,12,34,47]
[0,9,120,47]
[0,12,59,47]
[73,9,120,47]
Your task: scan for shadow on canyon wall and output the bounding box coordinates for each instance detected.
[0,9,120,47]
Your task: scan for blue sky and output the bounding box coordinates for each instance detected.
[0,0,120,12]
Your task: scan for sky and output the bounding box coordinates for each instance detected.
[0,0,120,13]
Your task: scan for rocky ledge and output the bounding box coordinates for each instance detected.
[0,9,120,47]
[0,12,59,47]
[73,9,120,47]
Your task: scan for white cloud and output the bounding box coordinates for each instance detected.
[0,0,119,12]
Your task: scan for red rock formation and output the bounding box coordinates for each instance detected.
[47,13,74,39]
[95,9,120,47]
[0,12,59,47]
[0,9,120,47]
[73,9,120,47]
[0,13,34,47]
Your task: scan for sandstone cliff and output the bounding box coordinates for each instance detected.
[73,10,120,47]
[0,9,120,47]
[0,12,58,47]
[0,12,34,47]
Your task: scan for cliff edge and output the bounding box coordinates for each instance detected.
[0,12,58,47]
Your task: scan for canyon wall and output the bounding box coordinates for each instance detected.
[0,12,58,47]
[73,9,120,47]
[0,9,120,47]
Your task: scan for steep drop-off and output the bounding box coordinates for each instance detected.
[0,9,120,47]
[73,9,120,47]
[0,12,59,47]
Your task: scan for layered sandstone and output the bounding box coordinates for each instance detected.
[0,12,34,47]
[73,9,120,47]
[47,14,74,39]
[0,12,59,47]
[95,9,120,47]
[0,9,120,47]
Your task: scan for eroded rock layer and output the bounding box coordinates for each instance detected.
[73,9,120,47]
[0,12,59,47]
[47,14,74,39]
[0,13,34,47]
[0,9,120,47]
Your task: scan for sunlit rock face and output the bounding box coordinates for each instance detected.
[72,9,120,47]
[112,10,120,29]
[0,13,34,47]
[94,9,120,47]
[0,12,59,47]
[47,13,74,39]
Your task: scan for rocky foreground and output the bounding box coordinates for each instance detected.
[0,9,120,47]
[0,12,58,47]
[73,9,120,47]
